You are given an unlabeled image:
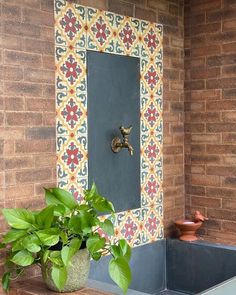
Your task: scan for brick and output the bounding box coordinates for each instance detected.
[185,123,205,133]
[34,154,56,168]
[207,78,236,89]
[191,174,220,186]
[207,123,236,132]
[24,69,54,84]
[191,155,220,164]
[191,0,221,12]
[223,133,236,143]
[186,185,205,196]
[207,166,236,176]
[5,184,34,200]
[26,98,55,112]
[185,112,220,122]
[158,13,178,27]
[4,50,42,67]
[4,82,42,97]
[3,21,41,38]
[222,221,236,233]
[191,23,221,35]
[208,209,236,221]
[77,0,107,10]
[108,0,134,17]
[207,144,236,154]
[206,187,236,198]
[6,156,34,171]
[22,8,54,27]
[25,127,55,140]
[2,35,23,51]
[135,7,156,22]
[191,67,220,80]
[223,42,236,53]
[5,97,25,111]
[223,20,236,31]
[15,140,55,153]
[191,196,221,208]
[223,199,236,210]
[147,0,169,11]
[223,177,236,187]
[191,134,220,143]
[222,112,236,122]
[16,168,52,183]
[6,112,42,126]
[2,4,22,21]
[23,38,54,55]
[192,45,221,57]
[2,66,23,81]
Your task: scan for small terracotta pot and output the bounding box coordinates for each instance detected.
[174,220,203,242]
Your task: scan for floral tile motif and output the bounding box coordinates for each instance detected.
[115,209,143,247]
[55,0,87,48]
[87,8,116,53]
[141,206,163,244]
[115,15,140,56]
[55,46,86,94]
[55,0,163,248]
[57,136,87,180]
[140,21,163,59]
[57,93,87,137]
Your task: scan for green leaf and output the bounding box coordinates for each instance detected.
[49,188,77,210]
[84,182,97,201]
[61,246,70,266]
[93,199,115,213]
[22,235,41,253]
[86,235,106,255]
[36,205,55,229]
[119,239,132,262]
[51,266,67,291]
[0,242,5,249]
[68,215,81,233]
[12,240,24,252]
[2,208,35,229]
[54,204,66,216]
[100,219,114,236]
[92,252,102,261]
[109,257,131,294]
[36,228,60,246]
[2,272,10,292]
[111,245,122,259]
[70,238,82,255]
[49,251,63,266]
[11,250,34,267]
[3,229,27,243]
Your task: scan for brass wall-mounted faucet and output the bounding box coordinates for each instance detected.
[111,126,134,156]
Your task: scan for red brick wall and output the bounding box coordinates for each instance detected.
[0,0,184,286]
[185,0,236,244]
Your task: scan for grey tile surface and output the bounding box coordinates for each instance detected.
[156,290,189,295]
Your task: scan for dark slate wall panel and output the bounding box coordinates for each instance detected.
[87,50,140,212]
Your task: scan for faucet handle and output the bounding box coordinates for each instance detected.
[120,126,133,137]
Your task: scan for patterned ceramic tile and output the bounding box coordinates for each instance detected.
[57,135,88,180]
[114,15,140,56]
[141,206,163,244]
[55,0,164,248]
[57,92,87,137]
[115,209,142,247]
[87,8,116,53]
[140,21,163,59]
[55,0,87,49]
[55,46,87,94]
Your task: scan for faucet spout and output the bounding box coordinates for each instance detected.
[111,125,134,156]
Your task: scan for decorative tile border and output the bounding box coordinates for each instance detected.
[55,0,163,247]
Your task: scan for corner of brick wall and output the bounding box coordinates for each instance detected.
[185,0,236,245]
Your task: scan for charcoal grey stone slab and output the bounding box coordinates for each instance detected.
[89,239,166,294]
[167,239,236,294]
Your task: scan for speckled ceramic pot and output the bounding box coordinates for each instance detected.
[41,248,90,292]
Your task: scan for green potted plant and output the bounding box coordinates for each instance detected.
[0,183,132,294]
